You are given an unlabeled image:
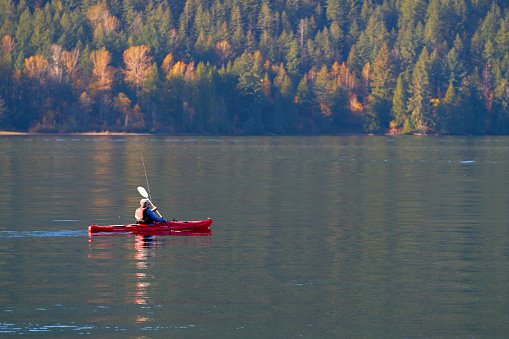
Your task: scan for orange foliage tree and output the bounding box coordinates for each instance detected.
[24,55,48,84]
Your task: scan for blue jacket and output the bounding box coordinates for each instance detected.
[147,208,166,222]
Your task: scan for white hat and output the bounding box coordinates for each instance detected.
[140,198,150,207]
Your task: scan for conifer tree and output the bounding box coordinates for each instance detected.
[296,73,313,111]
[442,81,462,134]
[325,0,345,28]
[391,72,408,131]
[495,17,509,59]
[286,38,300,79]
[423,6,443,50]
[407,48,433,133]
[15,9,32,57]
[398,0,427,29]
[444,47,466,89]
[365,44,393,133]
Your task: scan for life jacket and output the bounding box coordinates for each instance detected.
[135,207,154,224]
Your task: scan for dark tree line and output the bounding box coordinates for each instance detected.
[1,0,509,134]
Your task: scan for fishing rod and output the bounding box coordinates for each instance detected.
[139,152,163,218]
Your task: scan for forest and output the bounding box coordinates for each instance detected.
[0,0,508,134]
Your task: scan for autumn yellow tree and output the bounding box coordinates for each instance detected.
[123,45,152,99]
[24,55,48,84]
[88,48,115,128]
[61,48,80,79]
[170,61,188,77]
[161,53,174,75]
[89,47,114,92]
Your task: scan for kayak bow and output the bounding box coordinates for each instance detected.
[88,219,213,233]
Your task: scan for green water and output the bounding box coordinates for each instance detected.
[0,135,509,337]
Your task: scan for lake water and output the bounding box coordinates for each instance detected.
[1,135,509,337]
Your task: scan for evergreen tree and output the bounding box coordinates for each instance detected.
[329,21,343,62]
[398,0,427,29]
[495,17,509,59]
[395,23,423,73]
[365,44,393,133]
[479,2,501,43]
[444,47,466,89]
[325,0,345,28]
[286,38,300,79]
[442,81,463,134]
[257,1,274,35]
[428,48,443,98]
[406,48,433,133]
[423,4,443,50]
[483,39,495,65]
[296,73,313,111]
[391,72,408,131]
[230,6,245,55]
[355,7,389,67]
[15,9,32,57]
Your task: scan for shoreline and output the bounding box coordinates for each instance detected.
[0,131,442,136]
[0,131,368,136]
[0,131,153,136]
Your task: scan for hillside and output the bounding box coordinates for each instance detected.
[0,0,508,134]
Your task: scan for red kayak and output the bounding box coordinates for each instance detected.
[88,219,212,233]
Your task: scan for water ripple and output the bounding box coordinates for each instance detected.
[0,230,88,238]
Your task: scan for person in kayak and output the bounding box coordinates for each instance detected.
[135,199,166,224]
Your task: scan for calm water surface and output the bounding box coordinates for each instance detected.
[1,135,509,337]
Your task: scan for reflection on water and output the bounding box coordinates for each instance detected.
[134,235,161,307]
[0,230,87,237]
[87,233,213,307]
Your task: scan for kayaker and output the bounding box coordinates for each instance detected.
[135,199,166,224]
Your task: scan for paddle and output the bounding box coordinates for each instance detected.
[137,185,171,231]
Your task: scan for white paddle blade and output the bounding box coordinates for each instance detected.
[137,186,149,198]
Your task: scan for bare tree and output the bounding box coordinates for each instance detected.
[62,48,80,79]
[337,62,355,92]
[86,4,109,27]
[49,44,64,84]
[1,35,15,55]
[103,16,120,35]
[215,40,234,65]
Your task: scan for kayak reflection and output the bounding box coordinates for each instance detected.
[87,231,213,312]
